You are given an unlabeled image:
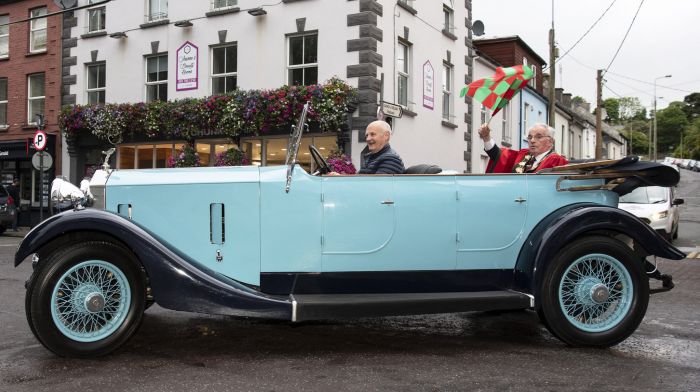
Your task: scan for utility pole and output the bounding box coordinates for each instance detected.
[595,70,603,160]
[548,3,556,128]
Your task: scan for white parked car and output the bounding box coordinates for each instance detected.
[619,186,683,241]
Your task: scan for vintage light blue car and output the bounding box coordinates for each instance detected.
[16,107,683,357]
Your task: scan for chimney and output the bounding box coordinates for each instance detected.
[555,88,563,103]
[563,93,572,108]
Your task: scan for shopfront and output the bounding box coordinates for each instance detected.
[0,134,57,225]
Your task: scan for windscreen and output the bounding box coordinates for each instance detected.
[619,186,668,204]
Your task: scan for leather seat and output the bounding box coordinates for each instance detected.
[404,164,442,174]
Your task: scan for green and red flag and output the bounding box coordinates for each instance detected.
[460,65,534,116]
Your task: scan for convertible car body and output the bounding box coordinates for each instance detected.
[16,110,684,357]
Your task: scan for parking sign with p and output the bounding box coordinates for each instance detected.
[33,130,47,151]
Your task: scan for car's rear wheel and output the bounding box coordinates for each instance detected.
[26,241,146,357]
[538,236,649,347]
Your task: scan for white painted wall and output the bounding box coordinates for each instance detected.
[553,108,569,159]
[67,0,471,177]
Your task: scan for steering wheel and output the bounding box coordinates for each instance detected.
[309,145,332,175]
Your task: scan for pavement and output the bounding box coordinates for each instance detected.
[2,227,31,238]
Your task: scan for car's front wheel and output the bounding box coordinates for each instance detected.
[26,241,146,357]
[538,236,649,347]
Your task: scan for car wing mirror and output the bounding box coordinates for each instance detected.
[672,199,684,206]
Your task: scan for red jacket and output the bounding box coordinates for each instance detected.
[485,146,568,173]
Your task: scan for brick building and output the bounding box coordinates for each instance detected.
[0,0,62,221]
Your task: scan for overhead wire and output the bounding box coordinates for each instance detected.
[602,0,645,75]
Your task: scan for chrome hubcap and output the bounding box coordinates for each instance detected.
[590,283,610,304]
[84,292,106,313]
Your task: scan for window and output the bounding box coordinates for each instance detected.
[287,33,317,86]
[211,44,237,94]
[569,129,574,158]
[211,0,237,10]
[146,54,167,102]
[87,1,106,32]
[29,7,47,53]
[529,65,537,88]
[441,63,452,121]
[87,63,106,104]
[480,104,489,125]
[0,78,7,126]
[443,5,454,32]
[241,135,336,171]
[147,0,168,22]
[397,41,410,107]
[0,15,8,58]
[502,107,508,141]
[28,73,45,124]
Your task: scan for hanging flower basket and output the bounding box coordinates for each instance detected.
[167,143,201,168]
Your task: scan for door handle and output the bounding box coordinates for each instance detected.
[381,200,395,205]
[514,197,526,203]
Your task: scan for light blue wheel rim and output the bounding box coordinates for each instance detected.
[50,260,131,342]
[558,253,633,333]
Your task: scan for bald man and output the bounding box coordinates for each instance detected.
[358,120,405,174]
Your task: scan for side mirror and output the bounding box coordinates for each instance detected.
[672,199,684,206]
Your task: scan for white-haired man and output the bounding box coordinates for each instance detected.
[478,122,568,173]
[357,120,405,174]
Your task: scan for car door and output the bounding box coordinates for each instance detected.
[321,175,395,271]
[455,174,528,269]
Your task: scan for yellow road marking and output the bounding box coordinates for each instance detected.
[687,252,699,259]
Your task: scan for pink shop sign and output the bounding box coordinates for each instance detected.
[176,41,199,91]
[423,60,434,110]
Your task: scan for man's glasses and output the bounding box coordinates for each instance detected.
[527,134,551,141]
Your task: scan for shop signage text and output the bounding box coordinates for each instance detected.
[423,61,434,110]
[176,41,199,91]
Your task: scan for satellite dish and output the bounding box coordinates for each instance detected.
[473,20,485,36]
[53,0,78,10]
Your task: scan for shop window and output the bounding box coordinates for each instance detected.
[87,1,106,33]
[86,63,106,104]
[118,146,136,169]
[0,15,8,58]
[287,33,318,86]
[28,73,45,124]
[147,0,168,22]
[29,7,47,53]
[441,63,452,122]
[242,135,336,172]
[212,0,237,10]
[240,140,262,166]
[211,44,237,95]
[146,54,167,102]
[397,41,410,107]
[155,143,173,168]
[0,78,7,127]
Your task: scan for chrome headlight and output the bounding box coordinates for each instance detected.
[652,210,669,220]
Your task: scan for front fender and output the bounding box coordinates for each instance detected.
[16,209,291,319]
[513,203,685,295]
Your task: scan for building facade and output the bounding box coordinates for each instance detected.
[62,0,475,181]
[0,0,62,223]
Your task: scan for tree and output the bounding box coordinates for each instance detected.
[572,96,588,107]
[682,92,700,120]
[618,97,646,121]
[656,102,689,155]
[602,98,620,123]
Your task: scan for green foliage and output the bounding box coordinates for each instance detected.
[622,119,651,154]
[59,78,358,143]
[683,92,700,121]
[618,97,646,122]
[656,102,689,155]
[602,98,620,123]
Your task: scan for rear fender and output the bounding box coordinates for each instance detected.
[16,209,291,319]
[513,203,685,296]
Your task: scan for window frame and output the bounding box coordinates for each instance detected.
[0,14,9,58]
[147,0,168,22]
[27,73,45,124]
[29,7,48,53]
[86,62,106,104]
[443,4,454,33]
[86,1,106,33]
[210,43,238,95]
[211,0,238,10]
[145,53,168,102]
[397,40,411,108]
[286,32,318,86]
[441,62,453,121]
[0,77,7,127]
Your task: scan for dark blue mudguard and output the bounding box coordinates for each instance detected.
[513,203,686,296]
[15,209,292,320]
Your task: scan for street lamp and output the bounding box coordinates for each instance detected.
[653,74,672,161]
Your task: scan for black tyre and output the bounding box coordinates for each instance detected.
[672,224,679,240]
[538,236,649,347]
[26,241,146,357]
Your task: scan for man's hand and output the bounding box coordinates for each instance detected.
[478,123,491,142]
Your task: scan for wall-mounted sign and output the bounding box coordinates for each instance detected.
[423,61,434,110]
[380,101,403,118]
[176,41,199,91]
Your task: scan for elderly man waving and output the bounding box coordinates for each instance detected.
[479,122,568,173]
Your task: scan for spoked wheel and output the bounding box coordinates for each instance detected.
[26,241,146,357]
[538,236,649,347]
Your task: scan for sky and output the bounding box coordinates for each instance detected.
[472,0,700,111]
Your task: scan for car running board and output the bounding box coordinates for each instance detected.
[290,290,534,322]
